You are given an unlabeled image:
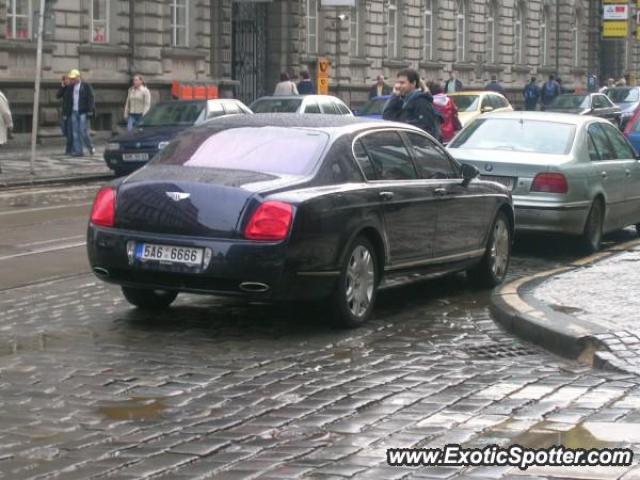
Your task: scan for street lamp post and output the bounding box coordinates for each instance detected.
[29,0,47,177]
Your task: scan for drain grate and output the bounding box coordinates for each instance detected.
[465,342,539,359]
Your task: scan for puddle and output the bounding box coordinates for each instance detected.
[98,398,166,421]
[510,421,623,449]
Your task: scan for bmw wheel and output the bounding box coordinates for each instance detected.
[121,287,178,310]
[330,236,378,328]
[467,211,511,288]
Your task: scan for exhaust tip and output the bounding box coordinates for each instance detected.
[93,267,110,277]
[239,282,270,293]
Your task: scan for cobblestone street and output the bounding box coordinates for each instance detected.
[1,223,640,478]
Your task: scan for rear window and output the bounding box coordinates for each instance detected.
[359,98,387,116]
[449,118,576,155]
[141,102,205,127]
[550,95,589,110]
[451,95,480,112]
[607,88,639,103]
[250,98,302,113]
[152,126,329,176]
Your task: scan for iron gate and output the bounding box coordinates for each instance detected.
[232,2,268,105]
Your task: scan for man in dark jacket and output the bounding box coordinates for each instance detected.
[522,77,540,111]
[485,75,506,95]
[66,69,96,156]
[382,68,440,139]
[56,75,73,155]
[369,75,391,99]
[540,75,561,110]
[444,71,463,94]
[297,71,315,95]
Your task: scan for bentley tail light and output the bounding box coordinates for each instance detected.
[244,201,293,241]
[531,173,568,194]
[90,187,116,227]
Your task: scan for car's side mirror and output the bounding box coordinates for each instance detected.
[481,106,494,114]
[461,163,479,186]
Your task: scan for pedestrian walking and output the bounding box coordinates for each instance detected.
[273,73,298,96]
[124,74,151,132]
[485,75,506,95]
[297,71,315,95]
[382,68,441,139]
[599,78,615,93]
[522,77,540,111]
[56,75,73,154]
[444,71,463,94]
[66,69,96,157]
[429,82,462,144]
[368,75,392,99]
[0,89,13,173]
[540,75,561,110]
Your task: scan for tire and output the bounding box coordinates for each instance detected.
[329,236,379,328]
[636,224,640,237]
[581,199,604,254]
[121,287,178,310]
[467,211,512,288]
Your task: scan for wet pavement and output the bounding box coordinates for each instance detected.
[536,244,640,377]
[1,185,640,479]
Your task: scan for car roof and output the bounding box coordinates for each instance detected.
[196,113,422,134]
[480,110,611,126]
[449,91,502,96]
[254,95,347,102]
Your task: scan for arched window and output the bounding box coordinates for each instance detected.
[424,0,433,60]
[540,7,548,65]
[486,1,496,63]
[514,4,525,64]
[456,0,466,62]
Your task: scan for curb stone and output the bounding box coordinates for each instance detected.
[0,172,113,189]
[491,238,640,369]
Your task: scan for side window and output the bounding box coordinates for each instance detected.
[592,96,606,109]
[304,101,321,114]
[353,139,376,180]
[602,123,636,159]
[405,132,458,179]
[481,96,492,110]
[489,95,503,109]
[223,102,241,115]
[319,98,338,114]
[359,131,418,180]
[336,102,350,115]
[587,134,600,161]
[588,124,615,161]
[207,103,224,119]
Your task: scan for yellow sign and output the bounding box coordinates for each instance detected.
[637,27,640,40]
[603,20,628,37]
[603,0,622,3]
[317,57,330,95]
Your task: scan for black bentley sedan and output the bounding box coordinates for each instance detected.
[88,114,514,327]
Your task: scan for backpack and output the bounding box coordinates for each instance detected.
[543,81,557,99]
[525,84,538,101]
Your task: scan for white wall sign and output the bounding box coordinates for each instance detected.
[603,5,629,20]
[321,0,356,6]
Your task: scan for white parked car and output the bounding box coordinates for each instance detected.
[250,95,353,115]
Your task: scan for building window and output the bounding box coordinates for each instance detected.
[350,4,360,57]
[387,0,399,58]
[171,0,188,47]
[514,4,524,64]
[5,0,31,40]
[486,1,496,63]
[540,7,548,65]
[92,0,109,43]
[456,0,466,62]
[307,0,318,54]
[424,0,433,61]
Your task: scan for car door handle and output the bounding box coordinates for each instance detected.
[379,191,395,200]
[626,169,632,177]
[434,187,448,197]
[601,171,608,178]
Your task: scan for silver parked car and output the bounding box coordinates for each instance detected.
[447,111,640,252]
[250,95,353,115]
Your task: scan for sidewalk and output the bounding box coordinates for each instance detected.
[493,239,640,376]
[0,140,113,188]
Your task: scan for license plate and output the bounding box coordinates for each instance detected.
[122,153,149,162]
[480,175,516,190]
[136,243,203,266]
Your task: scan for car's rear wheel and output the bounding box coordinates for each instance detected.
[467,211,511,288]
[635,223,640,237]
[581,199,604,253]
[121,287,178,310]
[329,236,378,328]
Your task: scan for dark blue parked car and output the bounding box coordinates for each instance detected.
[104,99,252,176]
[354,95,390,120]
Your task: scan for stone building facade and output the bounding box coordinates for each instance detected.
[0,0,615,134]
